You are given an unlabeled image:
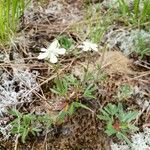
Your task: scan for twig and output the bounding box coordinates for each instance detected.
[14,134,20,150]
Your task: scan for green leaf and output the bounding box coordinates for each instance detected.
[58,35,73,50]
[51,78,68,96]
[50,88,60,95]
[118,0,130,16]
[97,114,111,121]
[21,128,29,143]
[83,84,96,99]
[100,109,109,117]
[105,103,118,115]
[116,132,132,145]
[32,128,41,134]
[133,0,140,19]
[65,74,79,87]
[128,124,139,131]
[123,111,138,122]
[68,102,91,116]
[38,115,53,128]
[105,123,116,136]
[72,102,91,111]
[57,110,68,122]
[9,109,22,118]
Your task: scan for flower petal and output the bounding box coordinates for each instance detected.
[91,44,98,51]
[37,52,47,59]
[50,53,58,63]
[83,47,90,51]
[55,48,66,55]
[78,45,89,51]
[93,47,98,52]
[41,48,47,52]
[83,40,91,46]
[49,40,59,50]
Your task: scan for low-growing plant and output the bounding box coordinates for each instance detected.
[37,114,53,129]
[97,103,139,145]
[65,74,80,88]
[51,77,68,97]
[9,109,52,143]
[51,74,97,100]
[83,83,96,99]
[135,36,150,58]
[9,109,41,143]
[66,74,97,99]
[51,74,81,98]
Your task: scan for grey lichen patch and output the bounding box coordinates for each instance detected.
[0,70,39,117]
[111,128,150,150]
[105,28,150,55]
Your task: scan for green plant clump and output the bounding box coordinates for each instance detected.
[58,35,73,50]
[51,74,96,100]
[97,103,139,145]
[0,0,30,42]
[135,36,150,58]
[118,0,150,26]
[9,109,52,143]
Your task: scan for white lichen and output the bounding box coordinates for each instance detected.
[0,70,39,116]
[111,128,150,150]
[105,29,150,55]
[0,124,12,140]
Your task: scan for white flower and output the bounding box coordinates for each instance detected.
[78,40,98,52]
[38,39,66,63]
